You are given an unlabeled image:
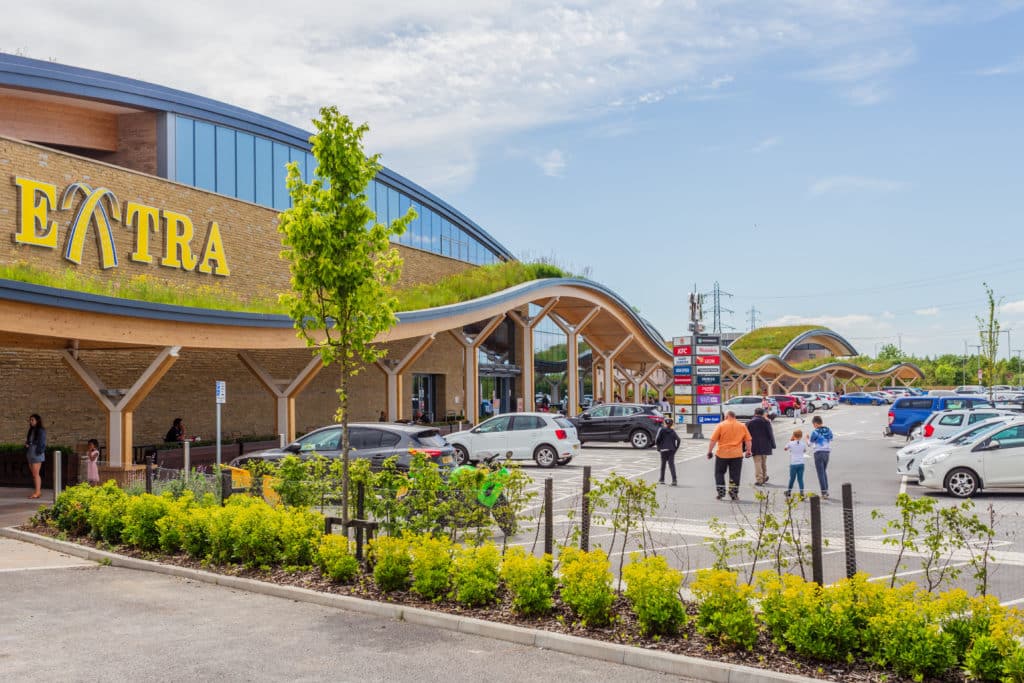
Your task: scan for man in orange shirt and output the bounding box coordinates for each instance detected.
[707,410,752,501]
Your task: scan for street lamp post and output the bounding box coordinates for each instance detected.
[1014,349,1023,388]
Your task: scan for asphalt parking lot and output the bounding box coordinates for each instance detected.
[512,404,1024,604]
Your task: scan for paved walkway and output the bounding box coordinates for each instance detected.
[0,538,690,682]
[0,486,53,527]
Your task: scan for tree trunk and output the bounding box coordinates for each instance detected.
[340,372,350,528]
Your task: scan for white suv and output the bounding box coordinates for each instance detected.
[447,412,580,468]
[917,417,1024,497]
[722,396,766,419]
[792,392,827,412]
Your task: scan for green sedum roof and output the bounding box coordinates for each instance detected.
[729,325,821,364]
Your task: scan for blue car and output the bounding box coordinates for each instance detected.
[840,392,885,406]
[885,395,994,437]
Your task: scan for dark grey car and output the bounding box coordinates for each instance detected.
[568,403,666,449]
[228,423,455,470]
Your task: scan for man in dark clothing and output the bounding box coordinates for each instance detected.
[747,407,776,486]
[655,418,681,486]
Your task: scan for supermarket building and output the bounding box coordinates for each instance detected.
[0,55,922,477]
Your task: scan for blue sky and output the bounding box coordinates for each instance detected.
[4,1,1024,357]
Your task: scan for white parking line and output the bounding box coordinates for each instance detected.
[899,475,908,495]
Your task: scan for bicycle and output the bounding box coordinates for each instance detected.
[449,452,517,536]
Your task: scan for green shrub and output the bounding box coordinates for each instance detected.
[757,572,886,662]
[85,481,129,543]
[317,535,360,583]
[863,584,956,680]
[451,542,501,607]
[370,535,412,592]
[273,455,316,508]
[51,483,99,536]
[500,547,555,616]
[155,492,196,553]
[207,496,261,564]
[691,569,757,649]
[278,507,323,567]
[122,493,173,550]
[409,534,453,602]
[964,607,1024,682]
[229,499,282,568]
[180,505,214,559]
[558,547,615,627]
[623,554,686,637]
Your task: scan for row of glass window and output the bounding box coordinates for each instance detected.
[172,115,502,266]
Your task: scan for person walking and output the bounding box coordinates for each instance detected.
[707,410,752,501]
[655,417,681,486]
[746,407,776,486]
[808,415,835,499]
[24,413,46,499]
[784,429,808,497]
[792,396,805,424]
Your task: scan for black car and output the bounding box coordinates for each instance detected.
[568,403,665,449]
[228,423,455,470]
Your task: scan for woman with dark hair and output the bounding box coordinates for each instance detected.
[164,418,186,443]
[25,414,46,499]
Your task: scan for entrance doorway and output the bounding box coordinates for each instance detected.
[411,374,437,423]
[479,375,515,417]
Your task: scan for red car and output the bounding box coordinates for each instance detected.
[770,395,802,417]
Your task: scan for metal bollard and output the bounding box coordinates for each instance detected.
[810,494,824,585]
[355,482,366,561]
[842,483,857,578]
[279,433,286,449]
[581,466,591,551]
[145,455,154,494]
[544,478,554,556]
[220,468,233,506]
[53,450,62,497]
[183,441,191,482]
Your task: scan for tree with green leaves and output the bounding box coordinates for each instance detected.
[278,106,414,525]
[877,343,904,363]
[976,283,1002,396]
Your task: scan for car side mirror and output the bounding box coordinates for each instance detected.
[285,442,301,453]
[581,414,591,420]
[986,440,1001,450]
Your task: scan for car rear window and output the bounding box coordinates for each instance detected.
[348,428,382,449]
[413,431,446,448]
[897,398,934,410]
[554,417,574,429]
[938,415,964,426]
[379,432,401,447]
[512,415,546,430]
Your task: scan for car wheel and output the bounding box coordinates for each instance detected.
[534,444,558,468]
[787,408,795,417]
[808,404,815,413]
[556,456,572,466]
[945,467,980,498]
[453,444,471,466]
[629,429,652,449]
[872,400,880,406]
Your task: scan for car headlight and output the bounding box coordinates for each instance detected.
[921,451,952,466]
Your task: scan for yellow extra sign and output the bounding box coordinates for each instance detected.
[674,394,693,405]
[12,176,230,276]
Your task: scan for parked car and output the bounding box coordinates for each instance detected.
[792,392,826,412]
[764,397,781,420]
[896,416,1015,481]
[568,403,665,448]
[870,391,895,404]
[228,423,455,470]
[911,408,1015,441]
[917,417,1024,497]
[722,396,765,419]
[885,395,995,437]
[955,385,987,395]
[446,412,579,467]
[815,392,837,409]
[770,395,801,417]
[839,392,886,406]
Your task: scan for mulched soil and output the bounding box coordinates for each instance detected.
[21,521,964,682]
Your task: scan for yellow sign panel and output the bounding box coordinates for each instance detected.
[674,394,693,405]
[12,176,230,276]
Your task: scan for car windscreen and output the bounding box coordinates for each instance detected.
[948,420,1011,445]
[413,431,447,448]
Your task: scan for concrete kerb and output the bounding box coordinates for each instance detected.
[1,526,815,683]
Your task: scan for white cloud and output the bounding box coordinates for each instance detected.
[808,175,908,196]
[882,311,896,320]
[798,47,914,104]
[536,149,566,177]
[975,56,1024,76]
[0,2,964,189]
[1001,300,1024,314]
[752,136,782,153]
[914,307,940,316]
